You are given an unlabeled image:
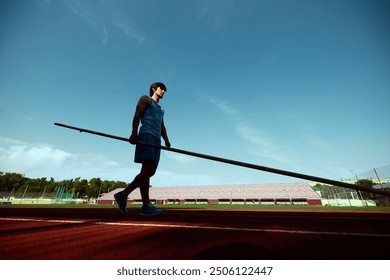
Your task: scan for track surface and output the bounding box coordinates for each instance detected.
[1,207,389,260]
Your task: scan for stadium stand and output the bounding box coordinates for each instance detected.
[97,182,322,206]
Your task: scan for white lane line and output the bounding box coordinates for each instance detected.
[168,211,390,221]
[1,217,389,238]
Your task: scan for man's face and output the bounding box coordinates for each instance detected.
[155,87,165,98]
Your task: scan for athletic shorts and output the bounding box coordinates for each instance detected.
[134,133,161,167]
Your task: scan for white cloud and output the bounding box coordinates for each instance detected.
[152,169,220,187]
[102,24,109,45]
[0,137,135,181]
[62,0,152,45]
[216,102,240,121]
[236,125,269,147]
[165,152,197,164]
[207,98,289,163]
[113,19,149,44]
[63,0,109,45]
[236,125,289,163]
[0,138,74,173]
[195,0,236,31]
[0,137,215,185]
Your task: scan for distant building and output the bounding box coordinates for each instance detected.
[97,182,322,206]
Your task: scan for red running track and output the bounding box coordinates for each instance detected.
[1,207,389,260]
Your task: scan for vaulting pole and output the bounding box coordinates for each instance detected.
[54,122,390,197]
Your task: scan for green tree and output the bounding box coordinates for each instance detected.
[114,181,127,190]
[0,172,26,193]
[74,179,89,198]
[356,179,374,199]
[101,180,115,195]
[88,178,102,199]
[0,172,130,200]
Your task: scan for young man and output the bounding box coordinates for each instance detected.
[114,82,170,216]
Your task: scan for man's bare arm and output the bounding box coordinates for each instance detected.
[129,95,151,144]
[161,120,171,148]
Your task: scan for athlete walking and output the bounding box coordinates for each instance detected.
[114,82,170,216]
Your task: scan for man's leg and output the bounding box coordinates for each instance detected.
[122,177,139,197]
[115,159,156,214]
[138,159,162,216]
[138,159,156,206]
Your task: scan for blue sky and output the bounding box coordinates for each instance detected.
[1,0,389,186]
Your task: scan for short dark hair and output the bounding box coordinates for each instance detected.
[149,82,167,96]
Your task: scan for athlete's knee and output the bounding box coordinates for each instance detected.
[141,160,156,176]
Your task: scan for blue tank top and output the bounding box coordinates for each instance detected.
[139,97,164,138]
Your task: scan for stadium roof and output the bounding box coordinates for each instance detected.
[98,182,321,201]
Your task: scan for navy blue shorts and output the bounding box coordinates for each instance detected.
[134,133,161,167]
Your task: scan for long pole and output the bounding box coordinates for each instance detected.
[54,122,390,197]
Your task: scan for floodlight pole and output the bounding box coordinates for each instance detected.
[54,122,390,197]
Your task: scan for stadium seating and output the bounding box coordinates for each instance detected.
[98,182,322,205]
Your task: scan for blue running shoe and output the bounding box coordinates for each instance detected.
[140,204,162,216]
[114,192,128,214]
